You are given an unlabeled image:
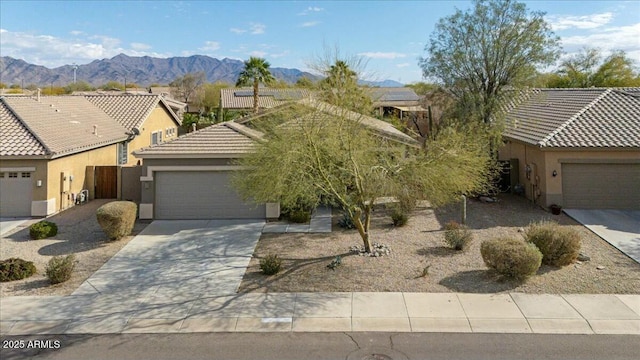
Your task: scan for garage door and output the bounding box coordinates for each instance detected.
[562,163,640,209]
[0,172,33,217]
[154,171,266,219]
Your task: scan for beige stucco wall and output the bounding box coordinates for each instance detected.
[500,140,640,207]
[126,106,179,165]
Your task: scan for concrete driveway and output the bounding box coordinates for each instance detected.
[564,209,640,263]
[73,220,265,298]
[0,218,31,237]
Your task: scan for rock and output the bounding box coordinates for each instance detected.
[517,227,525,233]
[479,196,495,203]
[596,265,605,270]
[577,253,590,262]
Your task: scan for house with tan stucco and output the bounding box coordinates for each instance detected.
[499,88,640,210]
[0,94,181,217]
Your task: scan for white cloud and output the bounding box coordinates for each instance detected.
[560,23,640,54]
[70,30,84,36]
[230,28,246,34]
[270,50,290,58]
[396,63,410,68]
[199,41,220,52]
[131,42,151,50]
[250,23,266,35]
[358,52,407,60]
[298,6,324,15]
[548,12,613,31]
[300,21,320,27]
[249,50,267,57]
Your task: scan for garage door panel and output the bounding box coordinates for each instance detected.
[562,163,640,210]
[155,171,265,219]
[0,175,32,217]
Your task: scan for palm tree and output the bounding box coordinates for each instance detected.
[236,57,275,113]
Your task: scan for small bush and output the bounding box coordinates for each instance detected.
[29,220,58,240]
[390,208,409,227]
[288,209,311,223]
[480,237,542,280]
[0,258,37,282]
[525,221,581,266]
[444,221,473,250]
[96,201,137,240]
[46,255,76,284]
[338,212,357,229]
[259,254,282,275]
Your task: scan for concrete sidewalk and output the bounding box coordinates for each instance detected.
[1,292,638,335]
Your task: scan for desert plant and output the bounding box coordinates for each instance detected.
[480,237,542,280]
[390,208,409,227]
[287,209,312,223]
[259,254,282,275]
[338,212,356,229]
[444,221,473,250]
[525,221,581,266]
[0,258,37,282]
[29,220,58,239]
[96,201,137,240]
[45,255,76,284]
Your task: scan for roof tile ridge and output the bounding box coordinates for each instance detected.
[538,88,612,147]
[224,121,265,141]
[1,97,52,155]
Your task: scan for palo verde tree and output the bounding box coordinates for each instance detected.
[170,71,206,104]
[236,57,275,113]
[419,0,561,124]
[546,48,640,88]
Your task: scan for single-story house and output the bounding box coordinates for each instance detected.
[133,98,419,220]
[0,93,181,217]
[368,87,426,119]
[499,88,640,210]
[220,88,311,112]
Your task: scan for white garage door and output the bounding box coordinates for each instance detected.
[562,163,640,209]
[0,172,33,217]
[154,171,266,219]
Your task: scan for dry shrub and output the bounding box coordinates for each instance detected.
[46,255,76,284]
[96,201,137,240]
[259,254,282,275]
[481,237,542,280]
[0,258,37,282]
[525,221,581,266]
[444,221,473,250]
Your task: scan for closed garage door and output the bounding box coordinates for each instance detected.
[0,172,33,217]
[155,171,266,219]
[562,163,640,209]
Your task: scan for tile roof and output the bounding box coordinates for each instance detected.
[84,94,181,130]
[133,122,258,157]
[221,88,311,109]
[503,88,640,148]
[368,87,421,108]
[1,96,128,158]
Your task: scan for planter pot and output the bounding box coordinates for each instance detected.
[549,204,562,215]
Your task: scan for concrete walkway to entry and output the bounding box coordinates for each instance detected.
[564,209,640,263]
[1,219,638,335]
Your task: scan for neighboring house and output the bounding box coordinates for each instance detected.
[499,88,640,210]
[0,94,181,217]
[368,87,426,119]
[133,98,418,220]
[220,88,310,112]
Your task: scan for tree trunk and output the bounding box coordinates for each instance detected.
[353,208,373,253]
[253,79,259,113]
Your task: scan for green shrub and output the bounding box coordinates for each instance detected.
[96,201,137,240]
[0,258,37,282]
[29,220,58,240]
[390,208,409,227]
[288,209,311,223]
[338,212,357,229]
[444,221,473,250]
[525,221,581,266]
[480,237,542,280]
[259,254,282,275]
[45,255,76,284]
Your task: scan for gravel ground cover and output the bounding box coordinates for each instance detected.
[1,200,149,297]
[239,194,640,294]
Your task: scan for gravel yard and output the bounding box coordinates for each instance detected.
[239,194,640,294]
[0,199,149,297]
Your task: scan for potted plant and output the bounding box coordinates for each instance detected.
[549,204,562,215]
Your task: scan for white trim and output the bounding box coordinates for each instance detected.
[140,165,248,181]
[134,153,250,159]
[0,167,36,172]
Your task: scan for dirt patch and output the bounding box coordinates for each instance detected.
[1,199,149,297]
[239,194,640,294]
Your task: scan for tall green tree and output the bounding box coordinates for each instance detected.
[236,57,275,113]
[196,81,231,119]
[419,0,560,124]
[170,72,206,104]
[547,48,640,88]
[319,60,371,113]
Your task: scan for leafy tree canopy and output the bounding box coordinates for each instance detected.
[170,72,206,103]
[546,48,640,88]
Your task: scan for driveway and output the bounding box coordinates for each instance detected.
[0,217,31,237]
[564,209,640,263]
[73,219,265,298]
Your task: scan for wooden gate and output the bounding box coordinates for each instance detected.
[95,166,117,199]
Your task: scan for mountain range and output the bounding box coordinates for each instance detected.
[0,54,404,88]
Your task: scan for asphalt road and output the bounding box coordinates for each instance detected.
[2,333,639,360]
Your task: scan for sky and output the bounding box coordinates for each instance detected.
[1,0,639,84]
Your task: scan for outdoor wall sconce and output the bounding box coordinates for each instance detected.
[552,170,557,177]
[36,180,42,187]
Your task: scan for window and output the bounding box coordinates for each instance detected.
[21,172,31,178]
[8,172,18,178]
[151,131,163,145]
[165,127,176,137]
[118,142,128,165]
